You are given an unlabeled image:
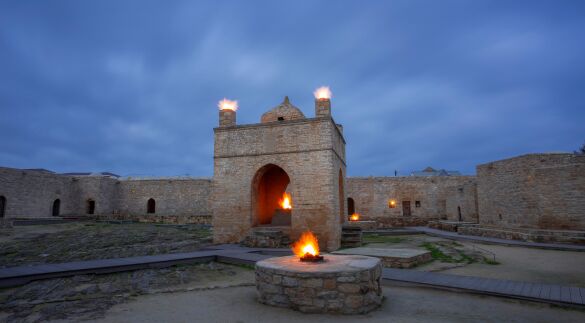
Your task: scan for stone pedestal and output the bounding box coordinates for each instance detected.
[255,255,383,314]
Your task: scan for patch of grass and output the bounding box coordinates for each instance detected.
[420,242,475,264]
[363,234,405,244]
[483,257,500,265]
[420,242,456,262]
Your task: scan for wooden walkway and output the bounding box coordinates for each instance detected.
[383,268,585,307]
[407,227,585,252]
[1,245,583,307]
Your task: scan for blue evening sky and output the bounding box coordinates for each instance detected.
[1,0,584,176]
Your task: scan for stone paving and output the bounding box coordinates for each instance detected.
[332,247,432,268]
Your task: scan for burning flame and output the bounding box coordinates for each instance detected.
[349,213,360,221]
[279,192,292,210]
[292,231,320,258]
[314,86,332,100]
[218,98,238,111]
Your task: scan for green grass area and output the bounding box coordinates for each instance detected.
[420,242,475,264]
[362,234,405,244]
[483,257,500,265]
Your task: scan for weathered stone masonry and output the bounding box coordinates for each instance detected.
[346,176,478,228]
[0,167,212,223]
[212,97,346,251]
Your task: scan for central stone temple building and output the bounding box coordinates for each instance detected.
[212,95,346,251]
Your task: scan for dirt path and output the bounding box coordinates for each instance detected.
[97,283,585,323]
[438,243,585,287]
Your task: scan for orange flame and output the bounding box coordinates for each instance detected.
[279,192,292,210]
[314,86,332,100]
[349,213,360,221]
[218,98,238,111]
[292,231,320,258]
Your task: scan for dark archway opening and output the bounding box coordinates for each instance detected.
[252,164,291,226]
[87,199,96,215]
[147,198,156,214]
[52,199,61,217]
[0,196,6,218]
[347,197,355,216]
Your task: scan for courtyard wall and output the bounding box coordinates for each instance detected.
[477,153,585,231]
[346,176,478,228]
[0,167,78,218]
[114,178,212,223]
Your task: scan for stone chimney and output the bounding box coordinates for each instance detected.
[219,109,236,127]
[315,98,331,118]
[218,98,238,127]
[313,86,332,118]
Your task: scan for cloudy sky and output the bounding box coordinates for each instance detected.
[1,0,584,177]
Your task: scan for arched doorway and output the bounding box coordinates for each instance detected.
[0,196,6,218]
[339,169,345,223]
[52,199,60,217]
[87,199,96,215]
[251,164,291,226]
[347,197,355,216]
[147,198,156,214]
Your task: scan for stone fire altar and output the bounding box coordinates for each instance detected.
[255,254,383,314]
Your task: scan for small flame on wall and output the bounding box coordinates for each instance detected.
[314,86,332,100]
[218,98,238,111]
[280,192,292,210]
[349,213,360,221]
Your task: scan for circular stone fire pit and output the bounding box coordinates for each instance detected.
[255,254,383,314]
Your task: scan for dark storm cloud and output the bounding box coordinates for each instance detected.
[1,0,584,176]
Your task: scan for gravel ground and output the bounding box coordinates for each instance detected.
[0,222,212,268]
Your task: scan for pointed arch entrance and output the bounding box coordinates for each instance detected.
[251,164,291,226]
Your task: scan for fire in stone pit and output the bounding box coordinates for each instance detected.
[292,231,323,262]
[349,213,360,221]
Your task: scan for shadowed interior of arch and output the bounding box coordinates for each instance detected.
[252,164,291,226]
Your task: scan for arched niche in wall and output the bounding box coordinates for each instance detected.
[147,198,156,214]
[251,163,291,226]
[347,197,355,216]
[52,199,61,217]
[0,196,6,218]
[86,199,96,215]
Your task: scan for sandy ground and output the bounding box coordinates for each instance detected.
[96,283,585,323]
[364,234,585,287]
[439,243,585,287]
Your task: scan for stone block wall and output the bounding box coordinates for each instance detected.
[346,176,477,228]
[0,166,213,222]
[72,176,118,216]
[116,178,212,217]
[477,153,585,230]
[0,167,77,218]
